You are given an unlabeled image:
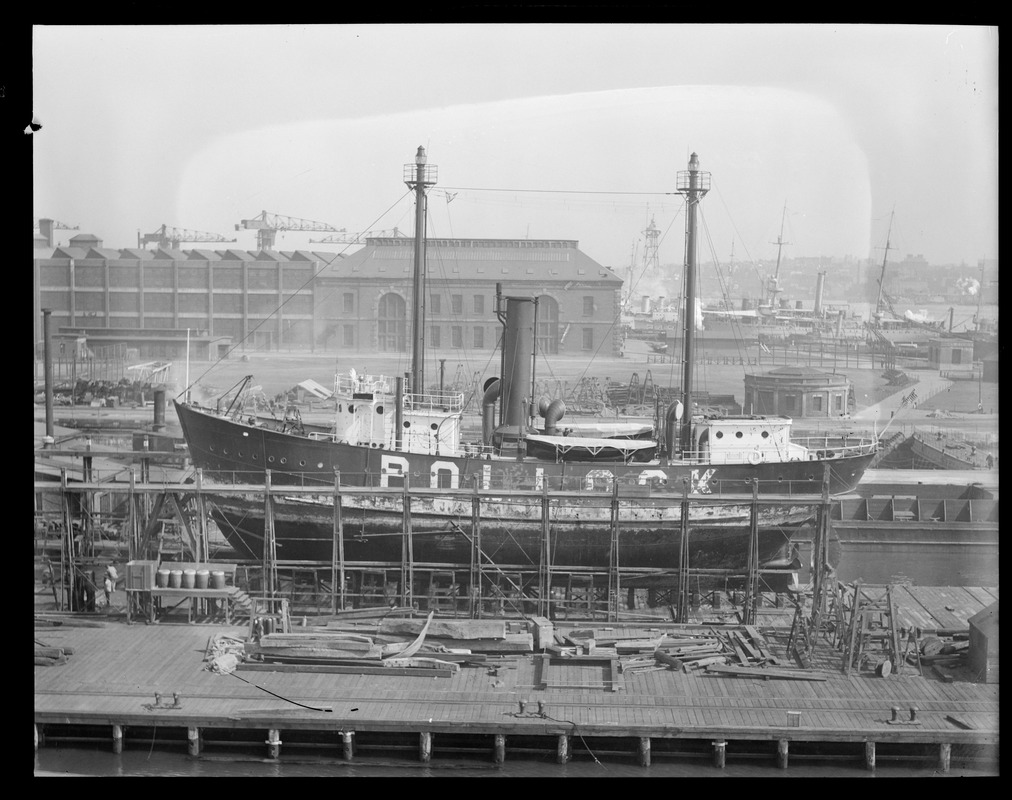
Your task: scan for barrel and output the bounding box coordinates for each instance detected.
[182,569,196,589]
[195,570,210,590]
[156,569,170,588]
[169,570,183,589]
[211,570,226,590]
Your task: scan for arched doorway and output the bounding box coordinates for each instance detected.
[377,293,407,352]
[537,295,559,354]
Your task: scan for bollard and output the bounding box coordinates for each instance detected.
[493,733,506,765]
[518,699,526,714]
[909,707,918,723]
[341,731,354,761]
[188,727,201,756]
[537,701,546,717]
[890,706,900,722]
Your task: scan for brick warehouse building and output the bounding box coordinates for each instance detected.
[315,237,623,357]
[33,234,624,361]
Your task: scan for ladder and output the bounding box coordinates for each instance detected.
[842,582,904,676]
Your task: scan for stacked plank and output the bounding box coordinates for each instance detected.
[915,632,970,682]
[619,632,730,674]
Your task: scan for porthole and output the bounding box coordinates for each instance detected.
[317,462,324,469]
[238,451,243,458]
[403,421,411,428]
[268,456,274,463]
[715,431,724,439]
[735,431,743,438]
[761,431,769,439]
[299,460,306,467]
[430,423,438,430]
[209,444,216,452]
[280,458,287,464]
[808,475,815,481]
[777,476,784,483]
[349,404,355,413]
[253,454,259,460]
[376,405,384,414]
[223,448,229,455]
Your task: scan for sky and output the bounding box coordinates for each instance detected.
[32,24,997,274]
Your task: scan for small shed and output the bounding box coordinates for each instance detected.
[967,601,998,684]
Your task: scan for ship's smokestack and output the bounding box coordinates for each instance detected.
[814,271,826,316]
[153,387,166,431]
[494,289,537,450]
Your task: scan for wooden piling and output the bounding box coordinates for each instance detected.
[340,731,354,760]
[187,726,201,756]
[112,724,123,754]
[939,742,951,773]
[864,740,876,770]
[557,734,570,764]
[419,731,432,762]
[713,739,726,768]
[777,738,789,769]
[266,728,281,759]
[638,736,651,767]
[493,733,506,764]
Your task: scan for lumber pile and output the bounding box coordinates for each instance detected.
[245,612,533,674]
[35,643,74,667]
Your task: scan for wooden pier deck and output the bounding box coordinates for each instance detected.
[34,586,999,771]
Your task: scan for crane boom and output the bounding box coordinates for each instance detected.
[138,224,236,249]
[237,210,344,250]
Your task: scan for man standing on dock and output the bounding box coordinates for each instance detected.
[103,571,114,611]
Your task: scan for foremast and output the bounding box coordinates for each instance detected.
[404,146,438,396]
[676,152,710,455]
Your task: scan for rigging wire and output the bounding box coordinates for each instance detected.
[177,190,415,401]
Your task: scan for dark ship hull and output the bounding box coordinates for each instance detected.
[176,400,875,569]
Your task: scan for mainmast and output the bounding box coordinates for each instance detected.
[766,202,789,309]
[404,146,438,395]
[874,208,895,321]
[676,152,710,455]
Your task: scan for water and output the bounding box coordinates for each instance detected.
[33,744,998,778]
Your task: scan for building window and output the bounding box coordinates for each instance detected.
[343,324,355,347]
[583,296,594,316]
[812,395,823,412]
[343,292,354,313]
[952,348,962,364]
[451,294,463,315]
[474,294,484,314]
[377,292,407,352]
[582,328,594,350]
[430,293,441,315]
[430,325,441,348]
[473,326,484,348]
[834,394,843,410]
[784,395,796,412]
[451,325,462,348]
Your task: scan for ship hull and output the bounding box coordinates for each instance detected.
[204,491,801,569]
[175,401,876,496]
[175,400,875,570]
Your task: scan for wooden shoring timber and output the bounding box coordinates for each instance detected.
[167,493,200,562]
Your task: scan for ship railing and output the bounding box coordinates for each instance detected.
[790,437,879,456]
[404,390,465,414]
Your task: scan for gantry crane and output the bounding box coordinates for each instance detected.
[137,224,236,250]
[309,227,405,245]
[237,211,344,251]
